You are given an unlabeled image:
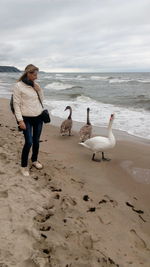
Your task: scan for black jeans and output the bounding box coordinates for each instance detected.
[21,115,43,167]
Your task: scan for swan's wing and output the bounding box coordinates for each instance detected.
[85,136,108,144]
[84,136,110,151]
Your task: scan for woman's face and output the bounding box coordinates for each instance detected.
[27,70,38,81]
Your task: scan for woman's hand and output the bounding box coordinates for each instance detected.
[18,120,26,130]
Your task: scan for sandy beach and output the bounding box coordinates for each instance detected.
[0,98,150,267]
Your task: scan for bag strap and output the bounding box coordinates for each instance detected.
[34,88,44,109]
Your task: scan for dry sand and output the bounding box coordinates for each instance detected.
[0,98,150,267]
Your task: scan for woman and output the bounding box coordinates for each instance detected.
[13,64,44,176]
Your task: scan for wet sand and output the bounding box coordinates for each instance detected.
[0,98,150,267]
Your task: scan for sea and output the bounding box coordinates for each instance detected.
[0,72,150,140]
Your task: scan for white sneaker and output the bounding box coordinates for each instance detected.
[20,167,30,177]
[32,161,43,170]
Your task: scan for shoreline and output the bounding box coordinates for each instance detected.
[0,97,150,266]
[50,112,150,145]
[1,96,150,144]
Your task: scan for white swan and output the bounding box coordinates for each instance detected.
[79,113,116,161]
[79,107,92,142]
[60,106,72,136]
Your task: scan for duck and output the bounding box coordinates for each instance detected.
[79,107,92,142]
[79,113,116,161]
[60,106,73,136]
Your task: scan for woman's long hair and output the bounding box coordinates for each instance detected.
[17,64,39,82]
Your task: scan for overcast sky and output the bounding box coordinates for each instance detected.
[0,0,150,72]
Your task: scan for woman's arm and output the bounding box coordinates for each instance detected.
[13,84,26,130]
[13,83,23,122]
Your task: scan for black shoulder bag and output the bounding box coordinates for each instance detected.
[35,90,51,124]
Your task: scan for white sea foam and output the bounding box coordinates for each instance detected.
[45,98,150,140]
[60,75,87,81]
[55,73,64,77]
[45,82,74,90]
[42,75,53,79]
[109,78,150,84]
[60,75,150,83]
[90,75,108,81]
[136,79,150,83]
[109,78,131,83]
[76,95,93,102]
[58,77,74,81]
[74,75,87,81]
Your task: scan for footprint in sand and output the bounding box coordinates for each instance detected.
[0,190,8,198]
[0,170,6,175]
[53,193,60,199]
[43,204,55,214]
[130,229,148,250]
[34,212,53,223]
[126,201,146,222]
[39,225,51,232]
[87,207,96,212]
[71,178,85,190]
[0,151,12,164]
[21,255,50,267]
[42,248,51,255]
[98,195,118,208]
[126,201,144,214]
[82,234,94,249]
[104,195,118,207]
[0,152,7,160]
[42,205,55,218]
[60,195,77,211]
[20,259,39,267]
[97,256,119,267]
[34,207,54,232]
[49,186,62,192]
[41,233,47,239]
[83,195,90,201]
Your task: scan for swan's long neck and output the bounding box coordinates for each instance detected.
[108,119,115,141]
[68,108,72,119]
[87,109,91,125]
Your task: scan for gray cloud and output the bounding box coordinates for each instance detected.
[0,0,150,72]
